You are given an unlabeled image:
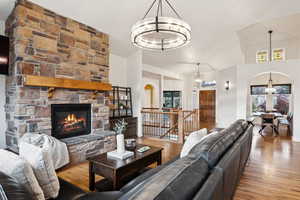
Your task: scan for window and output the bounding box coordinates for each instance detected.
[251,95,266,112]
[250,84,292,114]
[256,50,268,64]
[163,91,182,108]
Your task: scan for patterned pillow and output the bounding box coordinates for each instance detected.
[0,149,45,200]
[19,142,60,199]
[0,185,7,200]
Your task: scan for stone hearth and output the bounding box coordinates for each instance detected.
[4,0,115,159]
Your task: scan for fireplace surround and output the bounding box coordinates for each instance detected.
[51,104,91,139]
[4,0,114,157]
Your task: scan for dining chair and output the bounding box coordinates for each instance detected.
[277,112,293,136]
[260,113,276,136]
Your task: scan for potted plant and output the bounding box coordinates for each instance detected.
[113,119,128,154]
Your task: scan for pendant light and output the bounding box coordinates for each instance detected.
[194,63,202,83]
[265,72,276,94]
[131,0,191,51]
[265,30,276,94]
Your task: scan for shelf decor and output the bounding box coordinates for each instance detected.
[109,86,133,118]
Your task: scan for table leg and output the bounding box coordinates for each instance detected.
[112,171,121,190]
[89,162,95,191]
[157,152,162,166]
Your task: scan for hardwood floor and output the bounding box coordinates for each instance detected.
[58,126,300,199]
[57,137,182,192]
[234,126,300,200]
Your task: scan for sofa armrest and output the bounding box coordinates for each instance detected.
[120,156,179,194]
[75,191,123,200]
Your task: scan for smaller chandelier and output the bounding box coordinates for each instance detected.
[265,73,276,94]
[131,0,191,51]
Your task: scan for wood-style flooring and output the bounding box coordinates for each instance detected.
[58,125,300,199]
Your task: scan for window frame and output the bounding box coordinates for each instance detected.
[250,84,292,95]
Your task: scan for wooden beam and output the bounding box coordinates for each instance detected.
[24,75,112,91]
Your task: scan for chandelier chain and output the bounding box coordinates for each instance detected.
[143,0,158,19]
[143,0,182,19]
[164,0,182,19]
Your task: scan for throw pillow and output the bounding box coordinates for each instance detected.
[0,149,45,200]
[180,128,208,158]
[19,142,60,199]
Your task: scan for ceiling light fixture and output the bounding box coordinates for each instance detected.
[194,63,202,83]
[265,72,276,94]
[131,0,191,51]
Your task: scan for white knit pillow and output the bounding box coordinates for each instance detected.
[0,149,45,200]
[180,128,208,158]
[19,142,60,199]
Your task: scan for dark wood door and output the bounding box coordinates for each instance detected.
[199,90,216,126]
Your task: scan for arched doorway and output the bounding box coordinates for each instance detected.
[247,72,293,136]
[144,84,154,108]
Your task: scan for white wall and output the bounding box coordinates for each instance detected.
[109,54,127,87]
[216,66,237,128]
[143,64,182,80]
[164,79,184,91]
[0,21,6,148]
[126,51,143,137]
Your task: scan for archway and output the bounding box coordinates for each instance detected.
[144,84,154,108]
[247,71,294,136]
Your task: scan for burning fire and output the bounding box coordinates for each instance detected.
[62,114,86,131]
[65,114,78,123]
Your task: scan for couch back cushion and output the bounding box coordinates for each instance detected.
[0,149,45,200]
[119,157,209,200]
[188,120,248,168]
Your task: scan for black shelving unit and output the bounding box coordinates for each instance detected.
[109,86,133,118]
[109,86,137,138]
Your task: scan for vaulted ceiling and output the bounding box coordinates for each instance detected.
[1,0,300,74]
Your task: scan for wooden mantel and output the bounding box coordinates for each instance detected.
[24,75,112,92]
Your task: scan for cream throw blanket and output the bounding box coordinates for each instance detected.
[20,134,70,170]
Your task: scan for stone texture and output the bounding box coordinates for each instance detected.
[67,135,116,165]
[5,0,111,154]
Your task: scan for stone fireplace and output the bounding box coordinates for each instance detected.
[4,0,116,162]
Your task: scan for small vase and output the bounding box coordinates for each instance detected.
[116,134,125,154]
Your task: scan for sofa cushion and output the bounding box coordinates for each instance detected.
[188,120,247,168]
[180,128,208,158]
[0,149,45,200]
[20,142,59,199]
[0,171,33,200]
[119,157,209,200]
[55,178,85,200]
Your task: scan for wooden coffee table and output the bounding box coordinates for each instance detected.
[88,145,163,191]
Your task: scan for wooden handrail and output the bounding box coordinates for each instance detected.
[141,109,200,144]
[159,109,198,140]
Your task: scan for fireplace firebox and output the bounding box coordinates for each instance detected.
[51,104,91,139]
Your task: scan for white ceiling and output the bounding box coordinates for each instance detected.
[1,0,300,74]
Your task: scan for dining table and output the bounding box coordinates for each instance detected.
[250,111,284,136]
